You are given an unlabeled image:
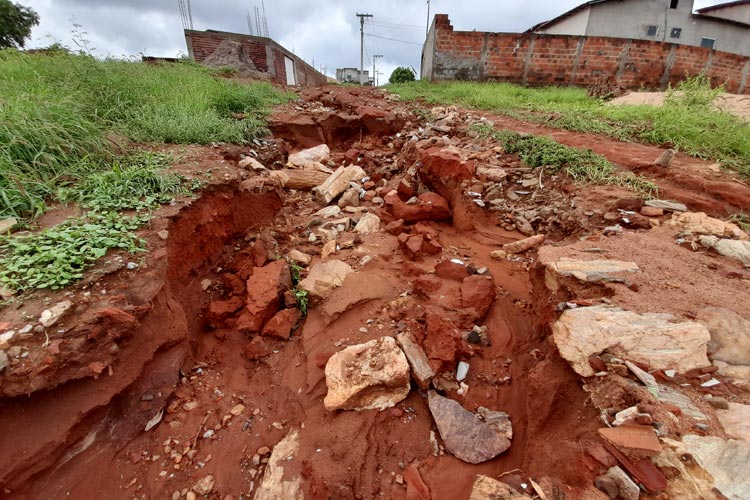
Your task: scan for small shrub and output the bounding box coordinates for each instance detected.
[389,67,416,84]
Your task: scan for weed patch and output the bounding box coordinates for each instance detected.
[391,78,750,176]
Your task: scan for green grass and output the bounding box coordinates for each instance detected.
[473,125,657,196]
[0,49,291,220]
[390,76,750,177]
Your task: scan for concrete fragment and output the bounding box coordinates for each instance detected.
[288,144,330,168]
[667,212,748,240]
[717,403,750,442]
[682,435,750,500]
[395,331,435,390]
[254,429,304,500]
[298,260,353,300]
[699,236,750,266]
[644,199,687,212]
[428,392,510,464]
[354,213,380,234]
[469,475,531,500]
[313,165,366,204]
[552,306,710,377]
[503,234,545,254]
[324,336,410,411]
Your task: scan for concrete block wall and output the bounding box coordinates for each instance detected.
[423,14,750,94]
[185,30,328,87]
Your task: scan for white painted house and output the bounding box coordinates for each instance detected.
[529,0,750,56]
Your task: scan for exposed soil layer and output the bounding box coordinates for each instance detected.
[1,86,748,500]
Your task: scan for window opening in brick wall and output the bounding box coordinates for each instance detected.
[700,37,716,49]
[670,27,682,38]
[646,25,660,36]
[670,0,679,9]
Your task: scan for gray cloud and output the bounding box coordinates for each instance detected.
[24,0,726,79]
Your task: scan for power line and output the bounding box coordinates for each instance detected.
[365,33,423,46]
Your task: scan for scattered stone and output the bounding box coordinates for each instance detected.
[338,188,361,209]
[39,300,73,328]
[397,179,415,201]
[324,336,410,411]
[428,392,511,464]
[456,361,469,382]
[641,199,686,213]
[699,236,750,266]
[313,165,366,204]
[261,308,300,340]
[434,259,469,282]
[667,212,748,240]
[641,206,664,217]
[0,217,17,234]
[321,240,337,259]
[287,250,312,266]
[594,475,619,499]
[477,407,513,440]
[186,492,197,500]
[717,403,750,442]
[659,385,709,421]
[0,350,8,373]
[707,397,730,410]
[254,430,303,500]
[654,149,675,168]
[230,404,246,416]
[625,360,658,391]
[314,206,342,219]
[598,425,662,453]
[395,331,435,390]
[239,156,267,171]
[469,474,531,500]
[205,296,244,328]
[237,260,291,333]
[552,306,710,377]
[386,190,451,222]
[543,259,639,292]
[385,219,405,235]
[682,435,750,500]
[606,466,640,500]
[288,144,330,168]
[298,260,353,301]
[490,249,507,260]
[354,213,380,234]
[192,475,215,496]
[503,234,545,254]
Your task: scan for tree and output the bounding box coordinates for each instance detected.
[0,0,39,49]
[389,66,416,84]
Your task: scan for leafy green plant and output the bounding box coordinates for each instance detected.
[665,74,722,109]
[289,262,303,285]
[495,130,657,196]
[0,211,148,291]
[0,0,39,49]
[292,287,309,316]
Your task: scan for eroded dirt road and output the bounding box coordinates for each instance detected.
[1,86,749,500]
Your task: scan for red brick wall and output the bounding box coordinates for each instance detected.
[426,14,750,94]
[185,30,327,87]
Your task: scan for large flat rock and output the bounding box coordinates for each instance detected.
[324,336,410,411]
[428,392,511,464]
[552,306,710,377]
[682,435,750,500]
[299,260,353,301]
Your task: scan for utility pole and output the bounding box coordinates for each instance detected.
[356,13,373,86]
[425,0,431,39]
[373,54,383,87]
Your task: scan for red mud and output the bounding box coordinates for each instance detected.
[0,85,748,500]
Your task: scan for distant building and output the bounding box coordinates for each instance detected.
[336,68,374,84]
[529,0,750,56]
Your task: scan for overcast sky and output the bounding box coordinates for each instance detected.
[24,0,724,82]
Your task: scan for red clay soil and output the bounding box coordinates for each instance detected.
[0,86,748,500]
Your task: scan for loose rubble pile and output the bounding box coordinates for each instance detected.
[1,86,750,500]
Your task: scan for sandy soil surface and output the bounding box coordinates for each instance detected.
[0,86,749,500]
[609,91,750,121]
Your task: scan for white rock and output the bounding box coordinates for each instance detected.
[456,361,470,382]
[552,306,710,377]
[254,430,303,500]
[682,435,750,500]
[288,144,330,168]
[0,350,8,373]
[354,213,380,234]
[314,206,342,219]
[667,212,748,240]
[287,250,312,266]
[324,336,410,411]
[39,300,73,328]
[543,259,639,292]
[298,260,353,301]
[699,236,750,266]
[717,403,750,442]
